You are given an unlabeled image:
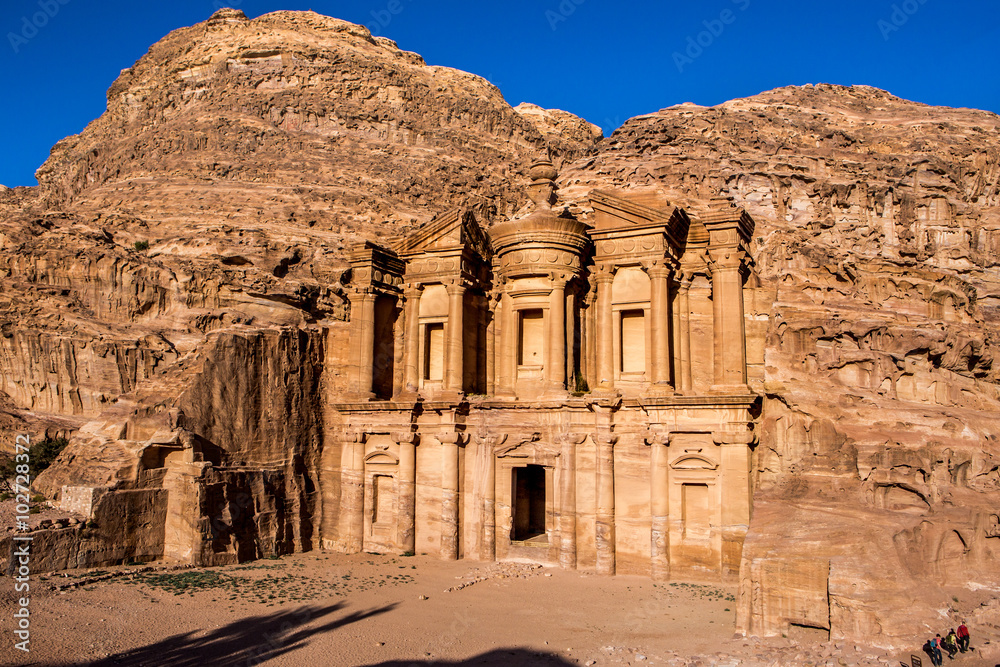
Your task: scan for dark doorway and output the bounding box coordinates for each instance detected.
[372,295,398,399]
[511,465,546,542]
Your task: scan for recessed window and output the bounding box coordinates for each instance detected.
[518,309,544,366]
[372,475,393,525]
[424,323,444,381]
[620,310,645,373]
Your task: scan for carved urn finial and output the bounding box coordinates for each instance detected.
[527,151,558,210]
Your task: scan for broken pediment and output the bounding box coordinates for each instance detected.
[588,190,691,263]
[589,190,689,238]
[393,208,490,260]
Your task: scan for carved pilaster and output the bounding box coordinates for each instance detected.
[644,430,672,581]
[444,283,466,394]
[594,433,619,575]
[594,267,616,392]
[646,262,674,391]
[393,432,419,554]
[341,431,367,553]
[439,432,468,560]
[401,284,423,395]
[548,274,568,393]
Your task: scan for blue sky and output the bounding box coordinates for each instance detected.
[1,0,998,187]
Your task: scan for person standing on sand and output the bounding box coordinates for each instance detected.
[944,629,959,659]
[931,633,944,666]
[923,638,940,666]
[957,621,970,653]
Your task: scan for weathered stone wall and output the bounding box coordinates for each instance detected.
[559,83,1000,645]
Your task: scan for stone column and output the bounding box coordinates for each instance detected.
[482,434,504,562]
[595,434,618,575]
[565,290,576,391]
[439,432,464,560]
[581,291,595,391]
[558,434,581,570]
[708,253,748,391]
[341,432,366,553]
[648,264,673,389]
[394,432,417,554]
[548,277,567,392]
[715,429,754,578]
[497,291,515,396]
[445,284,466,393]
[678,276,693,393]
[646,431,671,581]
[486,293,498,395]
[352,290,377,398]
[402,285,422,394]
[595,269,615,391]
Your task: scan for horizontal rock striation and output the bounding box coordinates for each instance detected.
[559,83,1000,644]
[0,8,996,649]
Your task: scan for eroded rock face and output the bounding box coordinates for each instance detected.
[559,84,1000,645]
[1,8,997,649]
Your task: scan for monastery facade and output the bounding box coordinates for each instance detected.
[327,161,760,580]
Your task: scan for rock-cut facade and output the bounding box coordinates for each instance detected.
[328,160,761,579]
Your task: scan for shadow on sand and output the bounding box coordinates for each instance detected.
[84,601,397,667]
[366,649,577,666]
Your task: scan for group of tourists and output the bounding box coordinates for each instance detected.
[922,622,971,665]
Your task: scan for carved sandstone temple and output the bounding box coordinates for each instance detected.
[327,161,760,579]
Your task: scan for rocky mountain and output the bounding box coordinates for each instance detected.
[1,8,998,650]
[558,84,1000,642]
[0,7,598,435]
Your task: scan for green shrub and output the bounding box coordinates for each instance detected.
[0,436,69,493]
[133,240,150,252]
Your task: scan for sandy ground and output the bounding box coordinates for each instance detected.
[0,551,996,667]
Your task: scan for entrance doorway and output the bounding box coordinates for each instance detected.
[511,465,546,542]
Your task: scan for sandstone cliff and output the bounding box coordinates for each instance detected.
[559,84,1000,643]
[2,7,998,650]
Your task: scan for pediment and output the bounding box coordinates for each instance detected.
[670,453,718,470]
[588,190,690,251]
[589,190,679,228]
[393,208,490,259]
[364,449,399,465]
[495,434,559,461]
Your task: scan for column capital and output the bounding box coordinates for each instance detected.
[594,434,619,448]
[438,432,468,446]
[593,264,616,284]
[482,433,508,449]
[555,433,588,446]
[403,282,424,297]
[347,431,367,444]
[392,432,419,445]
[643,430,672,447]
[548,271,571,286]
[707,248,746,273]
[713,428,757,446]
[645,263,673,280]
[445,282,467,296]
